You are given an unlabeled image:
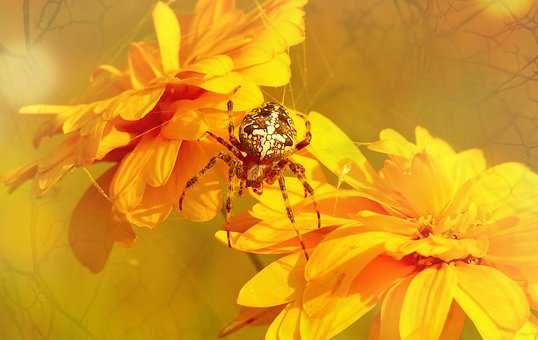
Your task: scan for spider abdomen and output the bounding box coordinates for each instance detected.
[238,102,297,162]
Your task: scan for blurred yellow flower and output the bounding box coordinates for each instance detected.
[221,112,538,339]
[3,0,308,272]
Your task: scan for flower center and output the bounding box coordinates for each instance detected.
[402,213,487,266]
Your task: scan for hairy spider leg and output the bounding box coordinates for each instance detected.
[226,100,242,150]
[204,131,244,160]
[288,161,321,229]
[179,152,233,211]
[278,176,309,260]
[224,161,237,247]
[294,112,312,151]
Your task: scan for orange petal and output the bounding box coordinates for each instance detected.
[161,109,208,141]
[439,302,466,340]
[145,135,181,187]
[110,135,155,212]
[301,256,415,340]
[400,264,456,339]
[380,277,412,340]
[128,42,163,88]
[69,166,135,273]
[175,141,224,222]
[112,87,165,121]
[454,264,529,339]
[153,1,180,73]
[219,306,284,338]
[238,252,304,307]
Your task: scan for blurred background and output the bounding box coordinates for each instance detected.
[1,0,537,339]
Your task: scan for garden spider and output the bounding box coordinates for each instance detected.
[179,100,321,260]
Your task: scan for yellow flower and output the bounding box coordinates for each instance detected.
[3,0,308,272]
[221,112,538,339]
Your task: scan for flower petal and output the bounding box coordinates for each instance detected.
[128,42,163,88]
[400,264,456,340]
[306,229,395,281]
[380,277,412,340]
[439,302,466,340]
[145,135,181,187]
[267,298,303,340]
[239,53,291,86]
[153,1,180,73]
[175,141,224,222]
[308,111,374,190]
[454,264,529,339]
[301,256,415,340]
[69,166,135,273]
[110,135,155,212]
[161,109,208,141]
[113,87,166,121]
[238,252,304,307]
[218,306,283,338]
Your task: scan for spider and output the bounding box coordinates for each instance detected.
[178,100,321,260]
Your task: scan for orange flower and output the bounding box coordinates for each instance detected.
[221,112,538,339]
[3,0,308,272]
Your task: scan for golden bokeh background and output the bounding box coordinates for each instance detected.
[1,0,537,339]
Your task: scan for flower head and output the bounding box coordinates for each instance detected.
[4,0,308,272]
[222,112,538,339]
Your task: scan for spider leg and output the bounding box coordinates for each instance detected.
[288,161,321,229]
[238,179,246,197]
[294,112,312,151]
[179,152,233,211]
[204,131,244,160]
[224,160,236,247]
[278,176,309,260]
[227,100,242,150]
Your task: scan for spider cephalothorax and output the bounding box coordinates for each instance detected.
[179,100,320,259]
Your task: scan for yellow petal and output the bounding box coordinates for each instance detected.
[19,104,71,115]
[400,264,456,340]
[267,298,302,340]
[305,229,393,281]
[183,55,234,78]
[239,53,291,86]
[355,211,418,236]
[470,162,538,220]
[453,264,529,339]
[144,135,181,187]
[153,1,180,73]
[514,316,538,340]
[235,214,355,252]
[90,64,123,82]
[161,109,208,141]
[308,111,374,190]
[415,126,455,157]
[238,253,304,307]
[95,126,131,160]
[367,128,417,159]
